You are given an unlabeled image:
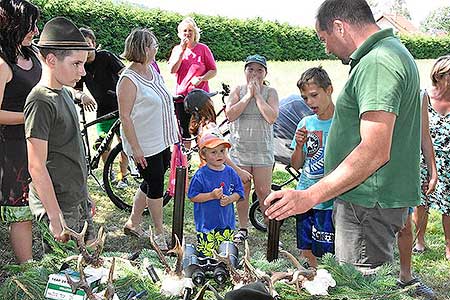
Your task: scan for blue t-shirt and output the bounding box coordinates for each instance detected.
[291,115,334,210]
[188,165,244,233]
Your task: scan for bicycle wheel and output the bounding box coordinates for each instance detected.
[103,143,140,212]
[249,196,267,232]
[104,143,173,212]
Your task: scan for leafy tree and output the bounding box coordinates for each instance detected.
[421,6,450,34]
[370,0,411,19]
[389,0,411,19]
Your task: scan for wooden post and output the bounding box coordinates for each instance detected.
[171,166,186,248]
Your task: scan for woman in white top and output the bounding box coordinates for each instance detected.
[118,28,178,250]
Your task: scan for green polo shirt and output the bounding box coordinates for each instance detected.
[324,29,421,208]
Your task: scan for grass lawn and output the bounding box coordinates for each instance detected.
[1,59,449,299]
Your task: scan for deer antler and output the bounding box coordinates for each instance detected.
[64,260,97,300]
[167,235,183,276]
[103,257,115,300]
[60,214,87,249]
[279,249,316,279]
[60,214,105,267]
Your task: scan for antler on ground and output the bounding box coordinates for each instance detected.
[59,214,105,267]
[64,261,97,300]
[279,249,316,279]
[167,235,183,276]
[103,257,116,300]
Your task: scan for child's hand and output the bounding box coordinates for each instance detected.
[220,195,234,206]
[295,127,308,147]
[211,187,223,199]
[246,81,255,98]
[253,80,262,98]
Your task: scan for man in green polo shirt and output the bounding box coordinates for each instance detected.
[265,0,420,269]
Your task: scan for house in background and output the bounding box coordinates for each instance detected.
[376,14,421,35]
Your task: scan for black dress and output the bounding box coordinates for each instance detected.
[0,52,41,222]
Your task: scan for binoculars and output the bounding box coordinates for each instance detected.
[182,241,238,286]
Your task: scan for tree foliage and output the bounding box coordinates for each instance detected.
[421,6,450,34]
[389,0,411,20]
[30,0,449,61]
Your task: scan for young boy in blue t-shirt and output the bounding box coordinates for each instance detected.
[188,128,244,256]
[291,66,335,267]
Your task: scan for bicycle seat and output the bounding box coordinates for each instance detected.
[184,89,218,114]
[173,95,185,103]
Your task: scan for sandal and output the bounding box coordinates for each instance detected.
[233,228,248,243]
[397,278,436,299]
[123,226,150,239]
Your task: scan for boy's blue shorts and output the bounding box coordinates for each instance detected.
[296,209,335,257]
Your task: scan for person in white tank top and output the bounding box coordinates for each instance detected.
[117,28,178,250]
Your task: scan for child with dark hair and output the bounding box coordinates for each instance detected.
[0,0,40,263]
[291,66,335,267]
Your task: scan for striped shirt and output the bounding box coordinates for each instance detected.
[118,65,178,157]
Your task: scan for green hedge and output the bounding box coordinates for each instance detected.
[31,0,450,61]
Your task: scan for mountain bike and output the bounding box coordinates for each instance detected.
[76,96,170,213]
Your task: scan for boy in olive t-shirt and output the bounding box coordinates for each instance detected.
[24,17,96,244]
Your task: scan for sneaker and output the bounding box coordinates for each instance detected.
[153,233,168,251]
[233,228,248,243]
[116,178,128,189]
[109,170,116,182]
[397,278,436,299]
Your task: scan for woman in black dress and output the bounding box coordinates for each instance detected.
[0,0,41,263]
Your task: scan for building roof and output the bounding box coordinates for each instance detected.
[376,14,420,35]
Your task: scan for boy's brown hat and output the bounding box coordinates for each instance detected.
[33,17,94,50]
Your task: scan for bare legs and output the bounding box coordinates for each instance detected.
[236,179,251,229]
[412,206,450,260]
[124,189,164,235]
[443,214,450,260]
[10,220,33,264]
[236,165,272,230]
[412,205,428,251]
[397,214,413,282]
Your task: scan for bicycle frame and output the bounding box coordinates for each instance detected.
[78,104,120,187]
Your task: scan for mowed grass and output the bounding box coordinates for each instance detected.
[1,59,449,299]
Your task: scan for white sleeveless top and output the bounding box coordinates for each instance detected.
[118,65,178,157]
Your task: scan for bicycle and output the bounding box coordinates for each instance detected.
[103,84,231,212]
[76,95,171,213]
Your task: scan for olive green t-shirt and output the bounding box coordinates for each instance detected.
[324,29,421,208]
[24,85,88,216]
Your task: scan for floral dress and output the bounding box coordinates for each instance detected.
[420,100,450,215]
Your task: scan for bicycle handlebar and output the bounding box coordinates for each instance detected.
[84,110,119,128]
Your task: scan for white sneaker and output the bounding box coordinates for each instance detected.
[153,233,168,251]
[116,179,128,189]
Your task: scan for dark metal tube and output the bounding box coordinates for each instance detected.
[146,264,160,283]
[266,218,282,261]
[172,166,187,248]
